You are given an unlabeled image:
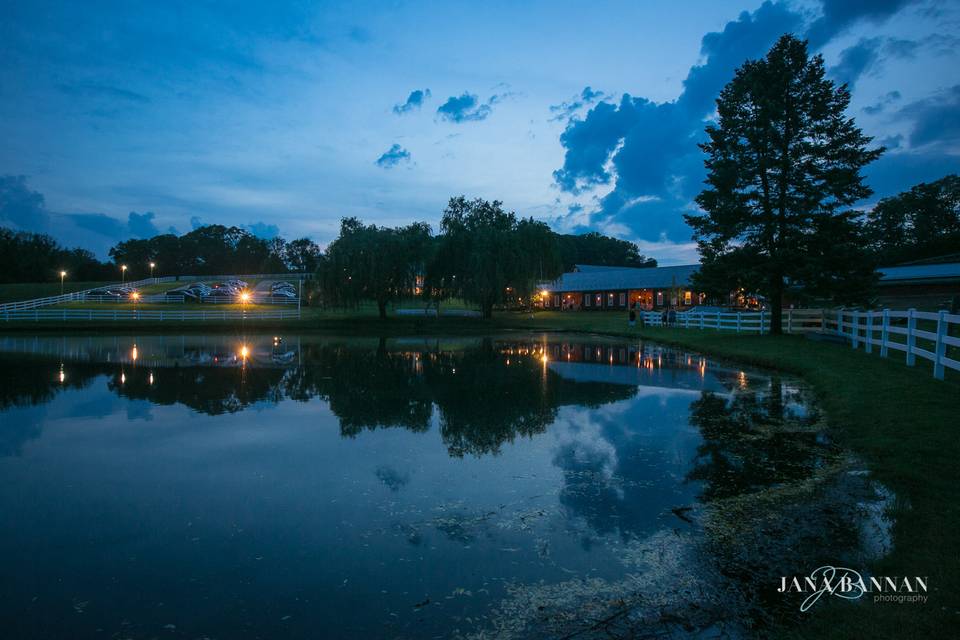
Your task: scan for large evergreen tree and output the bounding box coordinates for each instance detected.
[685,35,882,333]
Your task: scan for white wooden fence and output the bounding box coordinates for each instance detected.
[0,273,308,313]
[640,307,959,380]
[0,308,302,322]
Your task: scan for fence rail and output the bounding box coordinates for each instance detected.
[0,273,308,313]
[640,307,958,380]
[1,308,302,322]
[78,294,298,305]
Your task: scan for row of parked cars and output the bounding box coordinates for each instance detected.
[181,279,249,300]
[269,281,297,299]
[87,285,139,299]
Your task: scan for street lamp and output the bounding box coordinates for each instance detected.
[59,270,67,295]
[121,264,128,284]
[149,262,156,278]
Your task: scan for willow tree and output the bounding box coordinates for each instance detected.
[319,218,432,319]
[686,35,881,333]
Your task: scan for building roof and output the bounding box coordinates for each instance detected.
[573,264,643,272]
[878,262,960,285]
[551,264,700,292]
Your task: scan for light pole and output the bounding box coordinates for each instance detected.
[121,264,128,284]
[60,270,67,295]
[149,262,156,279]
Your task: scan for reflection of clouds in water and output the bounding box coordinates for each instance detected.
[375,464,410,492]
[550,406,619,485]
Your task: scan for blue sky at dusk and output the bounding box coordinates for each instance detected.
[1,0,958,263]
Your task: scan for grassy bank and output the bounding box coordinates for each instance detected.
[0,281,113,303]
[0,309,956,636]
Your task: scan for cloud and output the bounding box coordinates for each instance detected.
[393,88,431,115]
[863,90,902,115]
[0,175,46,229]
[553,1,802,242]
[436,92,503,123]
[898,84,960,149]
[830,38,882,89]
[549,86,605,122]
[245,221,280,238]
[806,0,918,49]
[375,143,412,168]
[127,211,160,237]
[0,175,165,255]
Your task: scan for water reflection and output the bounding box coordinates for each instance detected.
[0,334,887,639]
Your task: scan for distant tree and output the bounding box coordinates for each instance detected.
[319,218,432,319]
[866,175,960,264]
[284,237,322,273]
[556,232,656,271]
[0,227,111,283]
[686,35,881,332]
[427,196,556,318]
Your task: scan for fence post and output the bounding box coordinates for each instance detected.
[787,309,793,334]
[836,310,842,337]
[934,310,947,380]
[865,311,874,354]
[906,308,916,366]
[851,312,859,349]
[760,310,765,334]
[700,313,704,329]
[880,309,889,357]
[737,312,742,333]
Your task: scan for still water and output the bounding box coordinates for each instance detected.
[0,334,891,639]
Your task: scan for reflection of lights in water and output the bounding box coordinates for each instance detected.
[149,372,154,385]
[59,365,65,383]
[240,345,250,359]
[506,358,510,366]
[738,371,748,389]
[541,354,548,364]
[121,372,126,384]
[131,344,138,361]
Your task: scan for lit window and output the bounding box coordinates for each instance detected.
[656,291,663,306]
[684,291,692,305]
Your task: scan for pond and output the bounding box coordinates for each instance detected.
[0,333,893,639]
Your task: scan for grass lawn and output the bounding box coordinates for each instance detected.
[0,281,114,303]
[0,307,955,636]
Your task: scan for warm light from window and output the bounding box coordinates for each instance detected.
[240,292,251,303]
[131,345,138,361]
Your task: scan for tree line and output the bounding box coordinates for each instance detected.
[317,196,658,318]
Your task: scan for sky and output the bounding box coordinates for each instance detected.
[1,0,958,264]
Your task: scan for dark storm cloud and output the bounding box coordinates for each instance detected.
[805,0,918,48]
[393,89,431,115]
[898,85,960,148]
[0,175,164,253]
[375,143,412,168]
[863,90,902,115]
[830,38,882,89]
[553,1,802,241]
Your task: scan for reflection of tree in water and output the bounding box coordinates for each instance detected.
[0,356,100,455]
[1,340,637,459]
[686,380,831,502]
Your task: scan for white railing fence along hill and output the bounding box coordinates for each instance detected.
[640,307,959,380]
